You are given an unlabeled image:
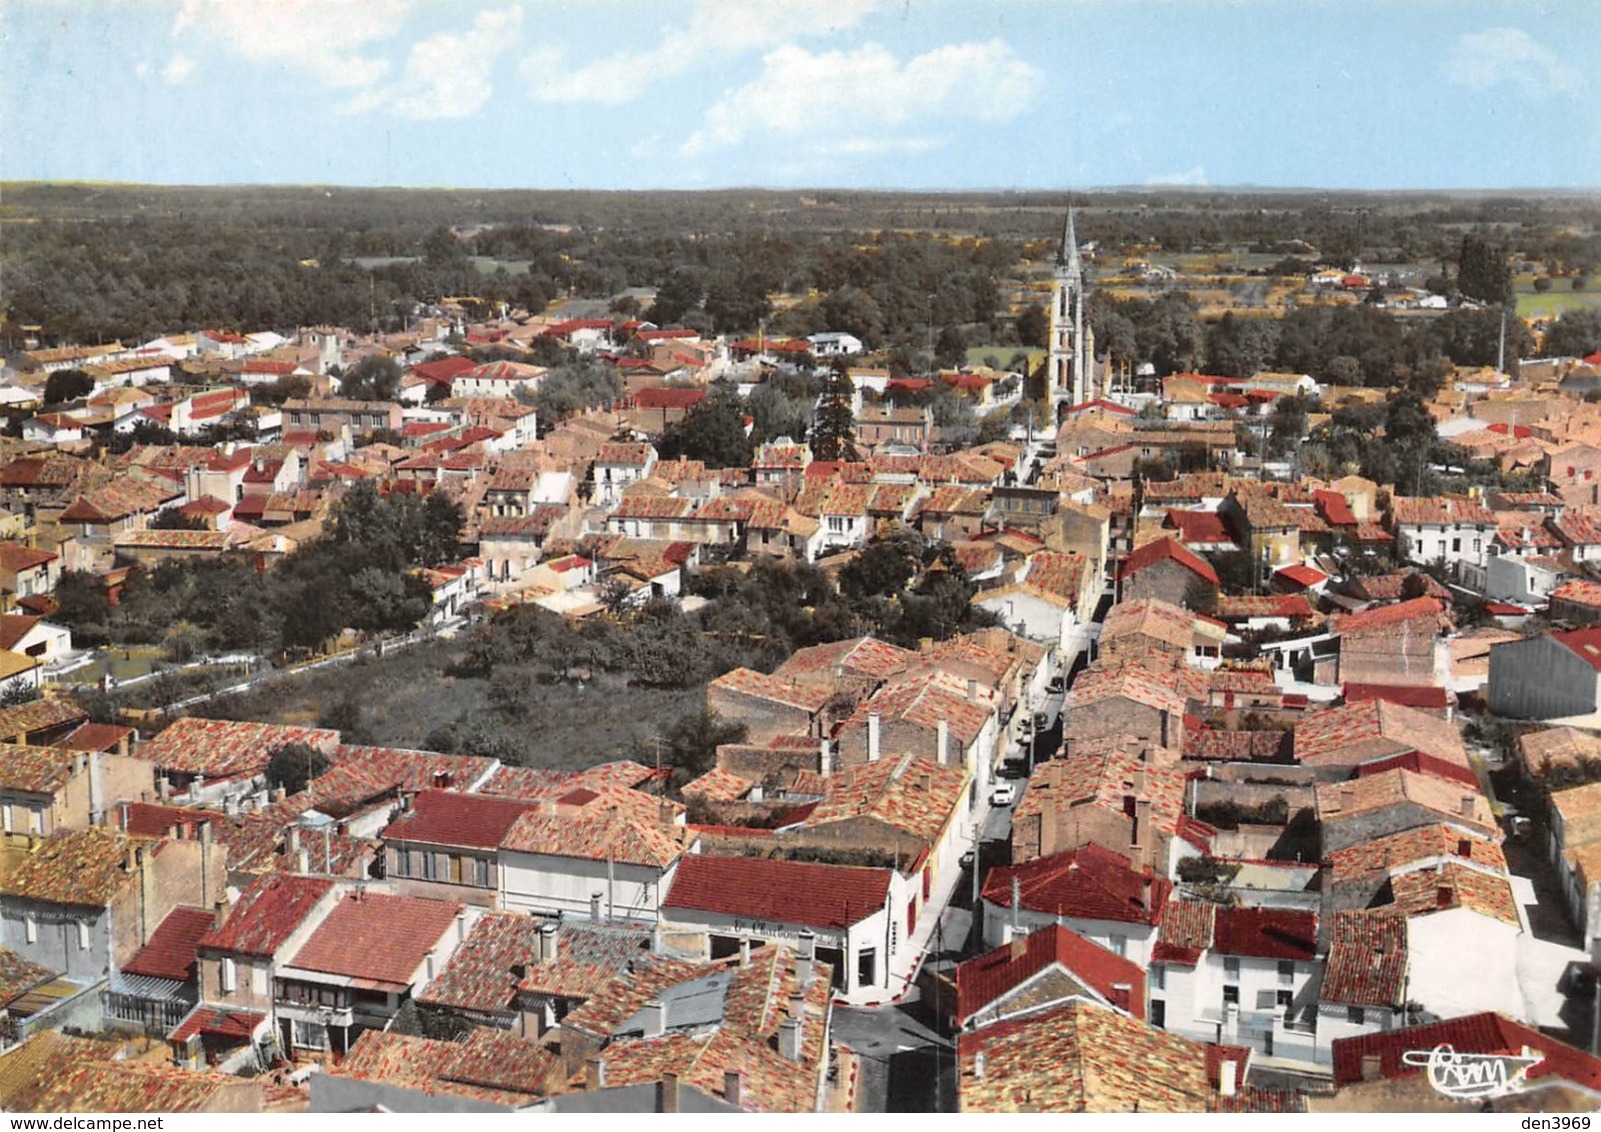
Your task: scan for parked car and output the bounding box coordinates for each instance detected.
[990,782,1017,807]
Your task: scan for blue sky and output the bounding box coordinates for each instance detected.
[4,0,1597,190]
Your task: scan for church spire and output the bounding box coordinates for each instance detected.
[1057,206,1082,276]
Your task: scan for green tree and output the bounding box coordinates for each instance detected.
[1015,304,1048,349]
[809,365,859,462]
[531,358,623,422]
[1457,234,1513,308]
[657,384,755,468]
[1545,309,1601,358]
[265,742,330,795]
[338,355,402,401]
[43,368,94,405]
[660,707,747,782]
[840,526,925,600]
[934,325,967,369]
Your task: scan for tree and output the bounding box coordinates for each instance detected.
[1015,303,1048,349]
[661,707,747,781]
[265,742,330,795]
[531,358,622,422]
[1545,309,1601,359]
[809,365,859,462]
[43,368,94,405]
[657,384,755,468]
[840,526,925,600]
[1457,234,1513,308]
[934,325,967,369]
[338,355,401,401]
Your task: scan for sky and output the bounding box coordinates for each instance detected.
[3,0,1598,191]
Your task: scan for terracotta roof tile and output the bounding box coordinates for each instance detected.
[286,891,462,986]
[199,875,335,957]
[381,789,537,850]
[122,906,215,982]
[137,717,339,780]
[954,924,1146,1025]
[1333,1012,1601,1091]
[0,826,139,907]
[982,845,1169,927]
[958,1002,1222,1112]
[1321,909,1407,1007]
[664,855,891,931]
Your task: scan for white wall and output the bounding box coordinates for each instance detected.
[500,852,677,923]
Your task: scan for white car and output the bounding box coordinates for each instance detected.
[990,782,1017,807]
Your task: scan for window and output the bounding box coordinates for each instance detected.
[1109,934,1127,958]
[1452,538,1461,553]
[221,957,237,994]
[421,852,436,882]
[474,858,490,888]
[1150,964,1166,991]
[1277,989,1294,1020]
[252,965,268,995]
[1222,985,1239,1006]
[1277,960,1295,986]
[392,848,411,878]
[1150,1000,1166,1028]
[1223,957,1241,980]
[1348,1006,1366,1026]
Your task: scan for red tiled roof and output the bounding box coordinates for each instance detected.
[288,891,462,986]
[1163,510,1232,545]
[1116,537,1218,585]
[381,790,538,850]
[1312,490,1357,526]
[982,845,1170,927]
[954,924,1146,1026]
[663,854,890,931]
[1321,909,1407,1007]
[168,1007,266,1045]
[1341,683,1451,710]
[1331,596,1448,637]
[122,907,215,983]
[1554,627,1601,672]
[1332,1013,1601,1091]
[1211,906,1317,962]
[198,875,334,958]
[1274,564,1326,589]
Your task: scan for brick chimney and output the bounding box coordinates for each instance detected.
[723,1069,743,1108]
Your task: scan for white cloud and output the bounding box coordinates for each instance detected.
[171,0,415,89]
[525,0,876,104]
[162,54,197,86]
[681,40,1043,158]
[1146,165,1208,187]
[387,4,524,120]
[1443,27,1583,98]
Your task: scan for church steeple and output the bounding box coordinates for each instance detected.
[1057,207,1083,277]
[1047,206,1091,408]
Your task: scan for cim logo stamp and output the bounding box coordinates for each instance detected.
[1401,1044,1545,1100]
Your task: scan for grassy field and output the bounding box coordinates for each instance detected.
[1517,285,1601,319]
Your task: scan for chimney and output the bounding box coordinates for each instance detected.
[660,1071,680,1114]
[937,718,950,766]
[1011,876,1021,931]
[585,1056,607,1090]
[287,826,301,855]
[1219,1060,1238,1098]
[974,1052,986,1079]
[739,937,752,966]
[867,712,881,763]
[118,800,131,830]
[967,678,979,702]
[1360,1053,1382,1082]
[819,737,832,776]
[212,899,227,929]
[1133,799,1152,849]
[723,1069,743,1108]
[590,891,603,922]
[1460,795,1477,817]
[778,1017,802,1061]
[158,774,170,800]
[1010,933,1027,961]
[539,921,558,964]
[641,999,666,1038]
[433,770,451,790]
[456,910,468,942]
[296,847,310,875]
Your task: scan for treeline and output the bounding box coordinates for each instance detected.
[52,483,463,657]
[1092,292,1601,381]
